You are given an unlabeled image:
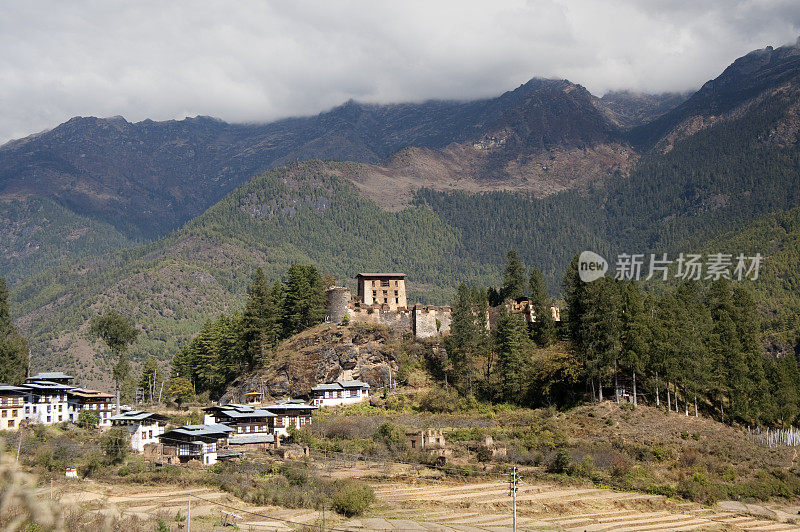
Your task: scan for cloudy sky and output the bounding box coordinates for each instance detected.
[1,1,799,143]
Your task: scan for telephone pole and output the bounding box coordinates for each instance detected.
[509,467,517,531]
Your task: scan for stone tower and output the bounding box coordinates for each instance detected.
[326,286,352,323]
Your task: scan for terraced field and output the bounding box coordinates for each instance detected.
[50,473,800,531]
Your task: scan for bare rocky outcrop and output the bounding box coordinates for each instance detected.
[221,323,412,403]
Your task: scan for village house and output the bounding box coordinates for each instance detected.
[67,388,114,427]
[110,410,169,452]
[27,372,76,385]
[262,400,317,438]
[159,424,234,466]
[21,380,74,425]
[310,380,370,407]
[203,404,276,436]
[0,385,27,431]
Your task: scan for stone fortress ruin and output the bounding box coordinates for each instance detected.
[326,273,451,339]
[326,273,561,340]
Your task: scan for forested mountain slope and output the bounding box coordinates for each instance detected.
[8,41,800,385]
[0,78,642,283]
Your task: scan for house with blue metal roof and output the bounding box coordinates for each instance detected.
[110,410,169,452]
[159,423,234,465]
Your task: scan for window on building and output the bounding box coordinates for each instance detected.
[12,410,17,417]
[1,410,6,418]
[47,416,51,423]
[395,298,399,304]
[381,280,389,287]
[411,440,416,448]
[8,420,14,428]
[384,298,388,303]
[372,290,377,298]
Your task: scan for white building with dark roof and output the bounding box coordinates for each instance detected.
[159,424,234,465]
[27,372,75,385]
[310,380,370,407]
[21,380,74,425]
[203,404,276,436]
[262,400,317,437]
[110,410,169,452]
[67,388,115,427]
[0,385,27,431]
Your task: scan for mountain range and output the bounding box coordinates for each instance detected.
[3,39,800,387]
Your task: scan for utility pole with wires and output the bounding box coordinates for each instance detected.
[509,466,518,531]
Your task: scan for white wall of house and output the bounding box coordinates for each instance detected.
[311,387,369,407]
[128,421,164,452]
[68,402,113,427]
[25,393,69,425]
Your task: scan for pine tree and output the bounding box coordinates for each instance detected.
[447,283,478,393]
[240,268,277,370]
[673,282,712,417]
[581,279,621,401]
[529,267,555,347]
[771,350,800,427]
[282,264,326,337]
[563,255,589,355]
[619,282,651,406]
[501,250,526,301]
[0,277,28,385]
[731,284,771,422]
[493,308,531,404]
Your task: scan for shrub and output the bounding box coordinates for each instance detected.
[81,451,104,478]
[475,446,493,463]
[372,422,407,455]
[651,445,669,462]
[331,480,374,517]
[648,483,677,497]
[101,427,129,464]
[77,410,99,429]
[679,448,699,468]
[385,394,409,412]
[417,388,459,414]
[547,448,571,474]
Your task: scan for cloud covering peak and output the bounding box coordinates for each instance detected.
[2,0,799,143]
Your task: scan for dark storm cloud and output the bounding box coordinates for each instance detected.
[1,0,798,143]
